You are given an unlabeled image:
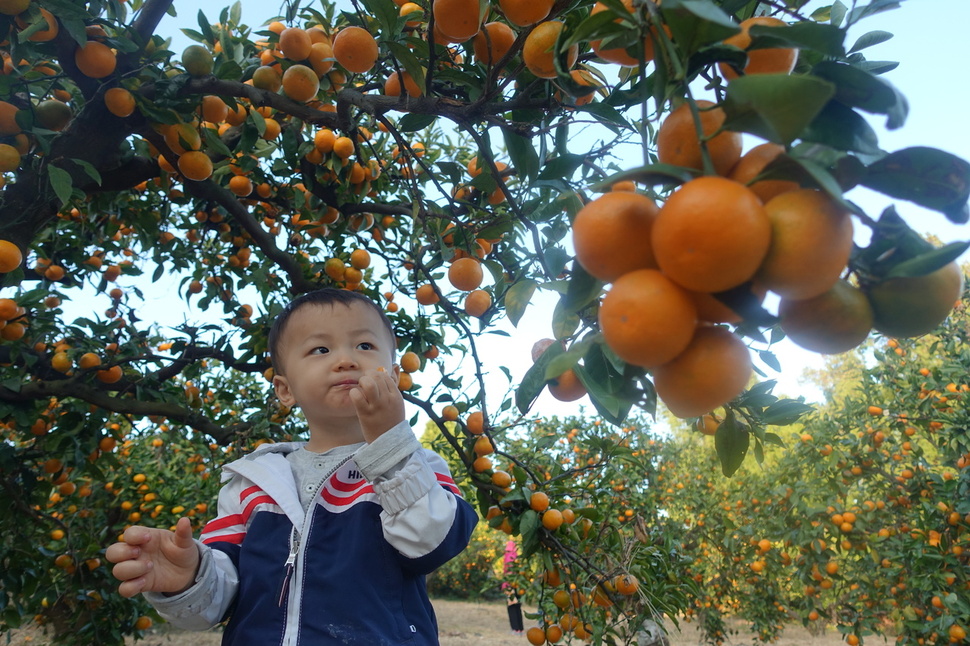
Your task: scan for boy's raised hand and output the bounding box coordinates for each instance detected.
[105,516,200,598]
[351,367,406,443]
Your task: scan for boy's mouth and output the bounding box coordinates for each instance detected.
[333,379,358,388]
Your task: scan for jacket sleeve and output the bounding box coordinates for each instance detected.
[355,423,477,573]
[142,478,243,629]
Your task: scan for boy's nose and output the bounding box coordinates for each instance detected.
[333,353,358,370]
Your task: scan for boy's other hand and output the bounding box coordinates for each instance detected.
[351,367,406,443]
[105,516,200,598]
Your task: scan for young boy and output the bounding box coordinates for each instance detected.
[106,288,477,644]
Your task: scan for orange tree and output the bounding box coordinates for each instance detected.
[659,275,970,646]
[1,0,969,643]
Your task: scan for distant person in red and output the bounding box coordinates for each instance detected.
[502,538,524,634]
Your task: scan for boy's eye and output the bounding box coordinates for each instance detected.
[357,342,375,351]
[311,346,329,354]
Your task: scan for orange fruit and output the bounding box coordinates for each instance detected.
[399,351,421,373]
[228,175,253,196]
[473,434,494,456]
[657,100,742,175]
[472,456,492,472]
[314,128,336,153]
[779,280,873,354]
[51,351,72,373]
[78,352,101,370]
[526,627,547,645]
[0,0,29,15]
[182,44,214,76]
[332,26,379,74]
[499,0,553,26]
[614,573,639,595]
[448,257,484,291]
[727,143,799,203]
[865,261,964,338]
[282,64,320,102]
[97,365,123,383]
[384,69,423,97]
[530,491,550,512]
[466,410,485,434]
[75,41,117,78]
[542,508,564,530]
[178,150,214,181]
[598,268,697,368]
[1,322,25,340]
[548,368,586,402]
[0,101,22,135]
[415,283,440,305]
[589,0,661,66]
[252,65,283,91]
[0,143,20,172]
[755,189,853,300]
[433,0,482,41]
[133,616,153,631]
[652,325,752,418]
[332,135,355,159]
[697,413,720,435]
[308,41,335,77]
[278,27,312,61]
[464,289,492,317]
[200,95,229,123]
[719,16,798,81]
[0,240,21,273]
[523,21,577,79]
[34,100,72,131]
[18,8,58,42]
[572,191,659,283]
[652,176,770,293]
[104,87,136,118]
[472,22,516,66]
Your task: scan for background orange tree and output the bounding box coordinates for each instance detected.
[658,277,970,646]
[1,0,970,643]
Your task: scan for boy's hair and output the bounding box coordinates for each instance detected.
[268,288,396,375]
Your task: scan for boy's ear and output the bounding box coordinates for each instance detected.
[273,374,296,407]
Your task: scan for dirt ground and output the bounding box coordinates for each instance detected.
[2,598,858,645]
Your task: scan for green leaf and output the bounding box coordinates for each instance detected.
[861,147,970,217]
[384,42,427,92]
[519,509,541,556]
[722,74,835,145]
[197,9,215,44]
[714,413,749,476]
[203,127,233,157]
[552,298,580,339]
[748,21,845,57]
[71,159,102,186]
[538,154,585,181]
[812,61,908,129]
[47,165,73,206]
[561,263,602,314]
[884,242,970,279]
[503,128,540,184]
[516,341,562,413]
[801,101,881,155]
[661,0,739,57]
[504,279,537,327]
[848,29,893,54]
[577,102,633,134]
[397,113,437,132]
[761,399,815,425]
[590,163,696,190]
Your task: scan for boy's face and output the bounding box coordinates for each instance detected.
[272,301,398,424]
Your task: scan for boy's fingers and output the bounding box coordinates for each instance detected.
[173,517,194,549]
[117,577,146,599]
[122,525,152,546]
[105,541,140,564]
[112,558,151,586]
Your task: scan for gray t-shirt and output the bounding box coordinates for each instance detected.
[286,443,363,510]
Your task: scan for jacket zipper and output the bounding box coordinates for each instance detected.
[277,453,358,614]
